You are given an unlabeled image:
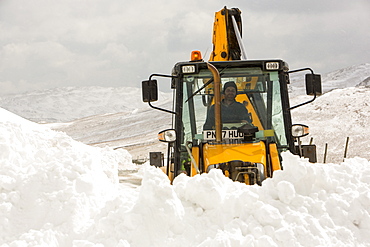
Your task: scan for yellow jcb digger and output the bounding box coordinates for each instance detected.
[142,7,322,185]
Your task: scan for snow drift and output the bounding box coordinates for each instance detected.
[1,107,370,246]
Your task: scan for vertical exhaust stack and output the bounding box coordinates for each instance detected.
[206,62,222,143]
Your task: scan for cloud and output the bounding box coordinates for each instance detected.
[0,0,369,95]
[243,0,370,72]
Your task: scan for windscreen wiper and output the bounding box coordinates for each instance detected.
[185,66,228,103]
[185,78,213,103]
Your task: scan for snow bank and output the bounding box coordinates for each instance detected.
[80,154,370,247]
[138,154,370,246]
[1,107,370,246]
[0,108,133,245]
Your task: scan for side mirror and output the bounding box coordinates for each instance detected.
[305,74,322,96]
[142,79,158,102]
[291,124,310,138]
[158,129,176,142]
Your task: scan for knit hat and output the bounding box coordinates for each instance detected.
[223,81,237,93]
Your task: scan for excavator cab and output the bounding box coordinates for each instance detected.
[176,60,289,184]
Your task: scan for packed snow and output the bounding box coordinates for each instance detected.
[1,107,370,246]
[1,63,370,246]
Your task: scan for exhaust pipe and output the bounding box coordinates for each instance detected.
[206,62,222,143]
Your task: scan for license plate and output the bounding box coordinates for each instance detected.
[203,130,244,140]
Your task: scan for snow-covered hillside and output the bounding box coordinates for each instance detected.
[292,86,370,163]
[2,63,369,123]
[1,63,369,162]
[0,86,173,159]
[1,107,370,246]
[288,63,370,97]
[47,103,173,161]
[0,86,171,123]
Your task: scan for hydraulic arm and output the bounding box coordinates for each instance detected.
[209,7,246,61]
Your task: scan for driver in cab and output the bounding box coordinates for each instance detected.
[203,81,252,130]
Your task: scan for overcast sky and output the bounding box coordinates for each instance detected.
[0,0,369,95]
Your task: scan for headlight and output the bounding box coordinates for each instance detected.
[265,62,280,70]
[291,124,310,138]
[158,129,176,142]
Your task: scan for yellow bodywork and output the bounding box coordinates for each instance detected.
[190,142,281,179]
[190,142,268,177]
[269,143,281,171]
[209,7,242,61]
[209,9,229,61]
[203,142,266,167]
